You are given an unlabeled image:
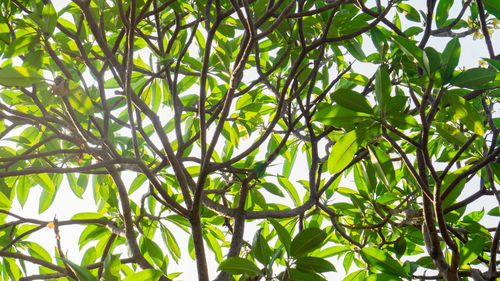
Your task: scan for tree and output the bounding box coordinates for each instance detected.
[0,0,499,280]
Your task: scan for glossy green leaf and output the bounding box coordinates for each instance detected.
[218,257,263,276]
[269,218,292,255]
[360,247,409,278]
[331,88,373,114]
[295,256,336,273]
[375,67,391,114]
[436,0,453,27]
[0,66,44,87]
[451,68,497,88]
[328,130,359,174]
[252,228,272,264]
[441,37,461,83]
[290,228,327,257]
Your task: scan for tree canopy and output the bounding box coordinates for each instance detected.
[0,0,500,280]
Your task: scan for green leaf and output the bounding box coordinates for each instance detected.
[102,254,121,281]
[370,27,387,55]
[448,94,485,136]
[360,247,409,278]
[391,35,423,65]
[451,68,497,88]
[0,66,44,87]
[483,0,500,19]
[436,0,453,27]
[288,268,327,281]
[161,225,181,262]
[328,130,360,174]
[253,161,268,178]
[58,257,97,281]
[459,236,486,266]
[217,257,263,276]
[27,242,52,262]
[261,182,284,197]
[368,144,395,189]
[252,228,272,264]
[397,4,420,22]
[204,230,223,263]
[122,269,163,281]
[269,219,292,255]
[278,176,301,207]
[441,166,470,211]
[290,228,327,257]
[375,66,391,114]
[344,270,366,281]
[331,88,373,114]
[435,122,468,146]
[295,256,336,273]
[71,212,106,220]
[67,173,85,198]
[344,40,366,61]
[441,37,461,83]
[41,2,57,34]
[313,103,370,129]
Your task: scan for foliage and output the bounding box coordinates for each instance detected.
[0,0,499,281]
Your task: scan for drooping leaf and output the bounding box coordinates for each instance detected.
[375,66,391,114]
[269,218,292,255]
[441,37,461,83]
[252,228,272,265]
